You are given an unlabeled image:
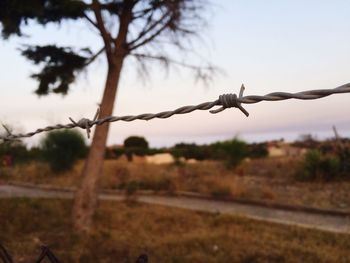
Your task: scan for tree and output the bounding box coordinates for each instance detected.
[124,136,148,149]
[0,0,214,232]
[124,136,149,159]
[41,129,87,172]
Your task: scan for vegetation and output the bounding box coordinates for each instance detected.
[41,130,87,172]
[0,142,32,164]
[296,147,350,182]
[2,136,350,211]
[1,198,349,263]
[248,142,268,158]
[170,138,262,168]
[124,136,149,159]
[171,143,210,161]
[124,136,149,149]
[3,156,350,211]
[212,138,249,168]
[0,135,265,170]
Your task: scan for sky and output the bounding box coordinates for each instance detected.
[0,0,350,148]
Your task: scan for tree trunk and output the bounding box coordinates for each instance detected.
[72,59,124,233]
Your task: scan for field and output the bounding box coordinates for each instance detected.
[2,156,350,211]
[1,198,350,263]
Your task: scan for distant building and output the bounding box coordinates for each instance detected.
[267,140,306,157]
[146,153,174,165]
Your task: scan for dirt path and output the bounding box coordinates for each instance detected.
[0,184,349,234]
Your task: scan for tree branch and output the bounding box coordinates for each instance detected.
[130,52,218,86]
[128,16,172,51]
[113,0,135,54]
[85,46,105,66]
[130,52,213,71]
[83,13,99,31]
[128,10,170,47]
[132,6,153,20]
[92,0,113,60]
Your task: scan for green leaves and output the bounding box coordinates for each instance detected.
[0,1,93,95]
[0,0,87,38]
[21,45,91,95]
[41,129,87,173]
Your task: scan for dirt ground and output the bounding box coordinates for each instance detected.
[1,198,349,263]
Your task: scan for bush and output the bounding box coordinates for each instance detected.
[0,141,31,164]
[296,150,342,181]
[171,143,210,160]
[248,143,268,158]
[213,138,248,169]
[41,129,87,172]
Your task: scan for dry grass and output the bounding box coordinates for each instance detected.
[2,157,350,211]
[0,198,349,263]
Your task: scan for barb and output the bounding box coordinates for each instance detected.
[0,243,146,263]
[209,84,249,116]
[0,243,13,263]
[1,83,349,142]
[35,246,61,263]
[69,108,100,139]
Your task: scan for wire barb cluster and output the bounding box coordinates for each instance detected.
[1,83,349,142]
[210,84,249,116]
[69,108,100,138]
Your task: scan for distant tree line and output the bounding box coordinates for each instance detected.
[106,136,269,168]
[1,131,349,178]
[170,139,268,168]
[0,133,269,171]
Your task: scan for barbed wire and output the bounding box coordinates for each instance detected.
[0,243,147,263]
[1,83,350,142]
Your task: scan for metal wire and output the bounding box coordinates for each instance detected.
[0,244,13,263]
[0,244,147,263]
[1,83,349,142]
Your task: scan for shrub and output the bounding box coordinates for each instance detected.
[41,129,87,172]
[213,138,248,169]
[171,143,210,160]
[248,143,268,158]
[296,150,342,181]
[339,147,350,174]
[0,141,31,164]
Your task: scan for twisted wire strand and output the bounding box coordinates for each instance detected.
[1,83,349,142]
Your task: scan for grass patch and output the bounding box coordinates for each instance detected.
[0,198,349,262]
